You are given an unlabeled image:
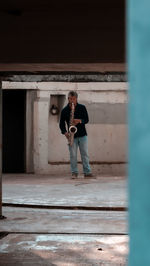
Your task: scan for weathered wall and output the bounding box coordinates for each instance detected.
[2,81,127,175]
[48,85,127,164]
[47,83,127,176]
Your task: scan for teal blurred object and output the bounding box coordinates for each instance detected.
[128,0,150,265]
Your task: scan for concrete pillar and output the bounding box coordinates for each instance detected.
[128,0,150,264]
[33,96,50,173]
[0,82,2,218]
[26,90,37,173]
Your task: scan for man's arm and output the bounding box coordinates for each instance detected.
[73,105,89,125]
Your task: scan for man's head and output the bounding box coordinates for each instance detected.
[68,91,78,106]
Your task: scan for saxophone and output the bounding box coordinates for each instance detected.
[68,103,77,146]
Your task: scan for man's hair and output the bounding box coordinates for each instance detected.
[68,91,78,98]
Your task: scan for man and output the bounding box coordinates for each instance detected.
[59,91,92,179]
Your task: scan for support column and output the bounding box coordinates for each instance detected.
[128,0,150,264]
[26,90,37,173]
[0,81,2,218]
[33,95,50,173]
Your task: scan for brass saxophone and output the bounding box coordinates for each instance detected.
[68,103,77,146]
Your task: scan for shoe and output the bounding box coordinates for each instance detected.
[71,173,78,179]
[84,173,93,178]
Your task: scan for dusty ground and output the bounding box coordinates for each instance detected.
[0,174,128,265]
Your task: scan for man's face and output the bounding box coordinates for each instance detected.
[68,96,77,106]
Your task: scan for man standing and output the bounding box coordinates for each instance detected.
[59,91,92,179]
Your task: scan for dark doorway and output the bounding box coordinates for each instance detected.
[2,90,26,173]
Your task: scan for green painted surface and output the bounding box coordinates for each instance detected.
[128,0,150,265]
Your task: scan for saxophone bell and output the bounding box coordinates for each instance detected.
[69,125,77,134]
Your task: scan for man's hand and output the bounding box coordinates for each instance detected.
[65,132,70,139]
[73,119,81,125]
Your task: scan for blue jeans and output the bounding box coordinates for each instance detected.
[68,136,91,175]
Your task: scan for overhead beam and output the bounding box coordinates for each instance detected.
[0,63,125,73]
[0,0,125,64]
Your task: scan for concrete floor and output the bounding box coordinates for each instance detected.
[2,174,127,207]
[0,174,128,265]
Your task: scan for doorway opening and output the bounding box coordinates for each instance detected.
[2,90,26,173]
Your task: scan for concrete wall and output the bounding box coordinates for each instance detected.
[2,81,127,175]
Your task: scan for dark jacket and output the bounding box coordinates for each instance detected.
[59,103,89,138]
